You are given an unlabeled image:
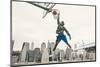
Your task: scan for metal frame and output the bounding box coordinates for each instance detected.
[10,0,96,66]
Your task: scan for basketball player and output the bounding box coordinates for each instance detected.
[53,13,72,51]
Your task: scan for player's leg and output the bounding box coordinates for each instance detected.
[53,40,60,51]
[62,35,72,48]
[66,42,72,48]
[53,35,61,51]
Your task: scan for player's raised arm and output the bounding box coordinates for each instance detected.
[57,13,60,25]
[64,27,71,40]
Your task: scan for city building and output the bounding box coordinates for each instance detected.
[31,42,34,50]
[47,41,55,61]
[34,48,42,63]
[53,48,60,61]
[85,46,96,60]
[20,42,30,62]
[26,50,35,62]
[41,42,46,54]
[41,42,49,63]
[41,48,49,63]
[65,47,73,61]
[59,50,65,61]
[12,51,21,63]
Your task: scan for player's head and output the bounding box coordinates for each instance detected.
[61,21,64,26]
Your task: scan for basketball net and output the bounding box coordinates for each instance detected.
[52,9,60,19]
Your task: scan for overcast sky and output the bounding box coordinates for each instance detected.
[12,1,95,51]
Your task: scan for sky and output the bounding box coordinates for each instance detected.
[12,1,95,51]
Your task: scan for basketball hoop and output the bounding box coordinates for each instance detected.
[52,9,60,19]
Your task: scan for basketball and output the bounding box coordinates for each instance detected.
[52,10,57,15]
[52,9,60,19]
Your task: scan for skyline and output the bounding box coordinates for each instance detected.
[13,40,95,51]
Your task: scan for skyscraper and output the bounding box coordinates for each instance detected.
[59,50,64,61]
[53,48,60,61]
[47,41,55,61]
[31,42,34,50]
[26,50,35,62]
[65,47,73,61]
[41,42,49,63]
[34,48,42,63]
[41,42,46,53]
[20,42,29,62]
[41,48,49,63]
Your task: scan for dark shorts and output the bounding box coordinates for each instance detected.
[56,34,68,44]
